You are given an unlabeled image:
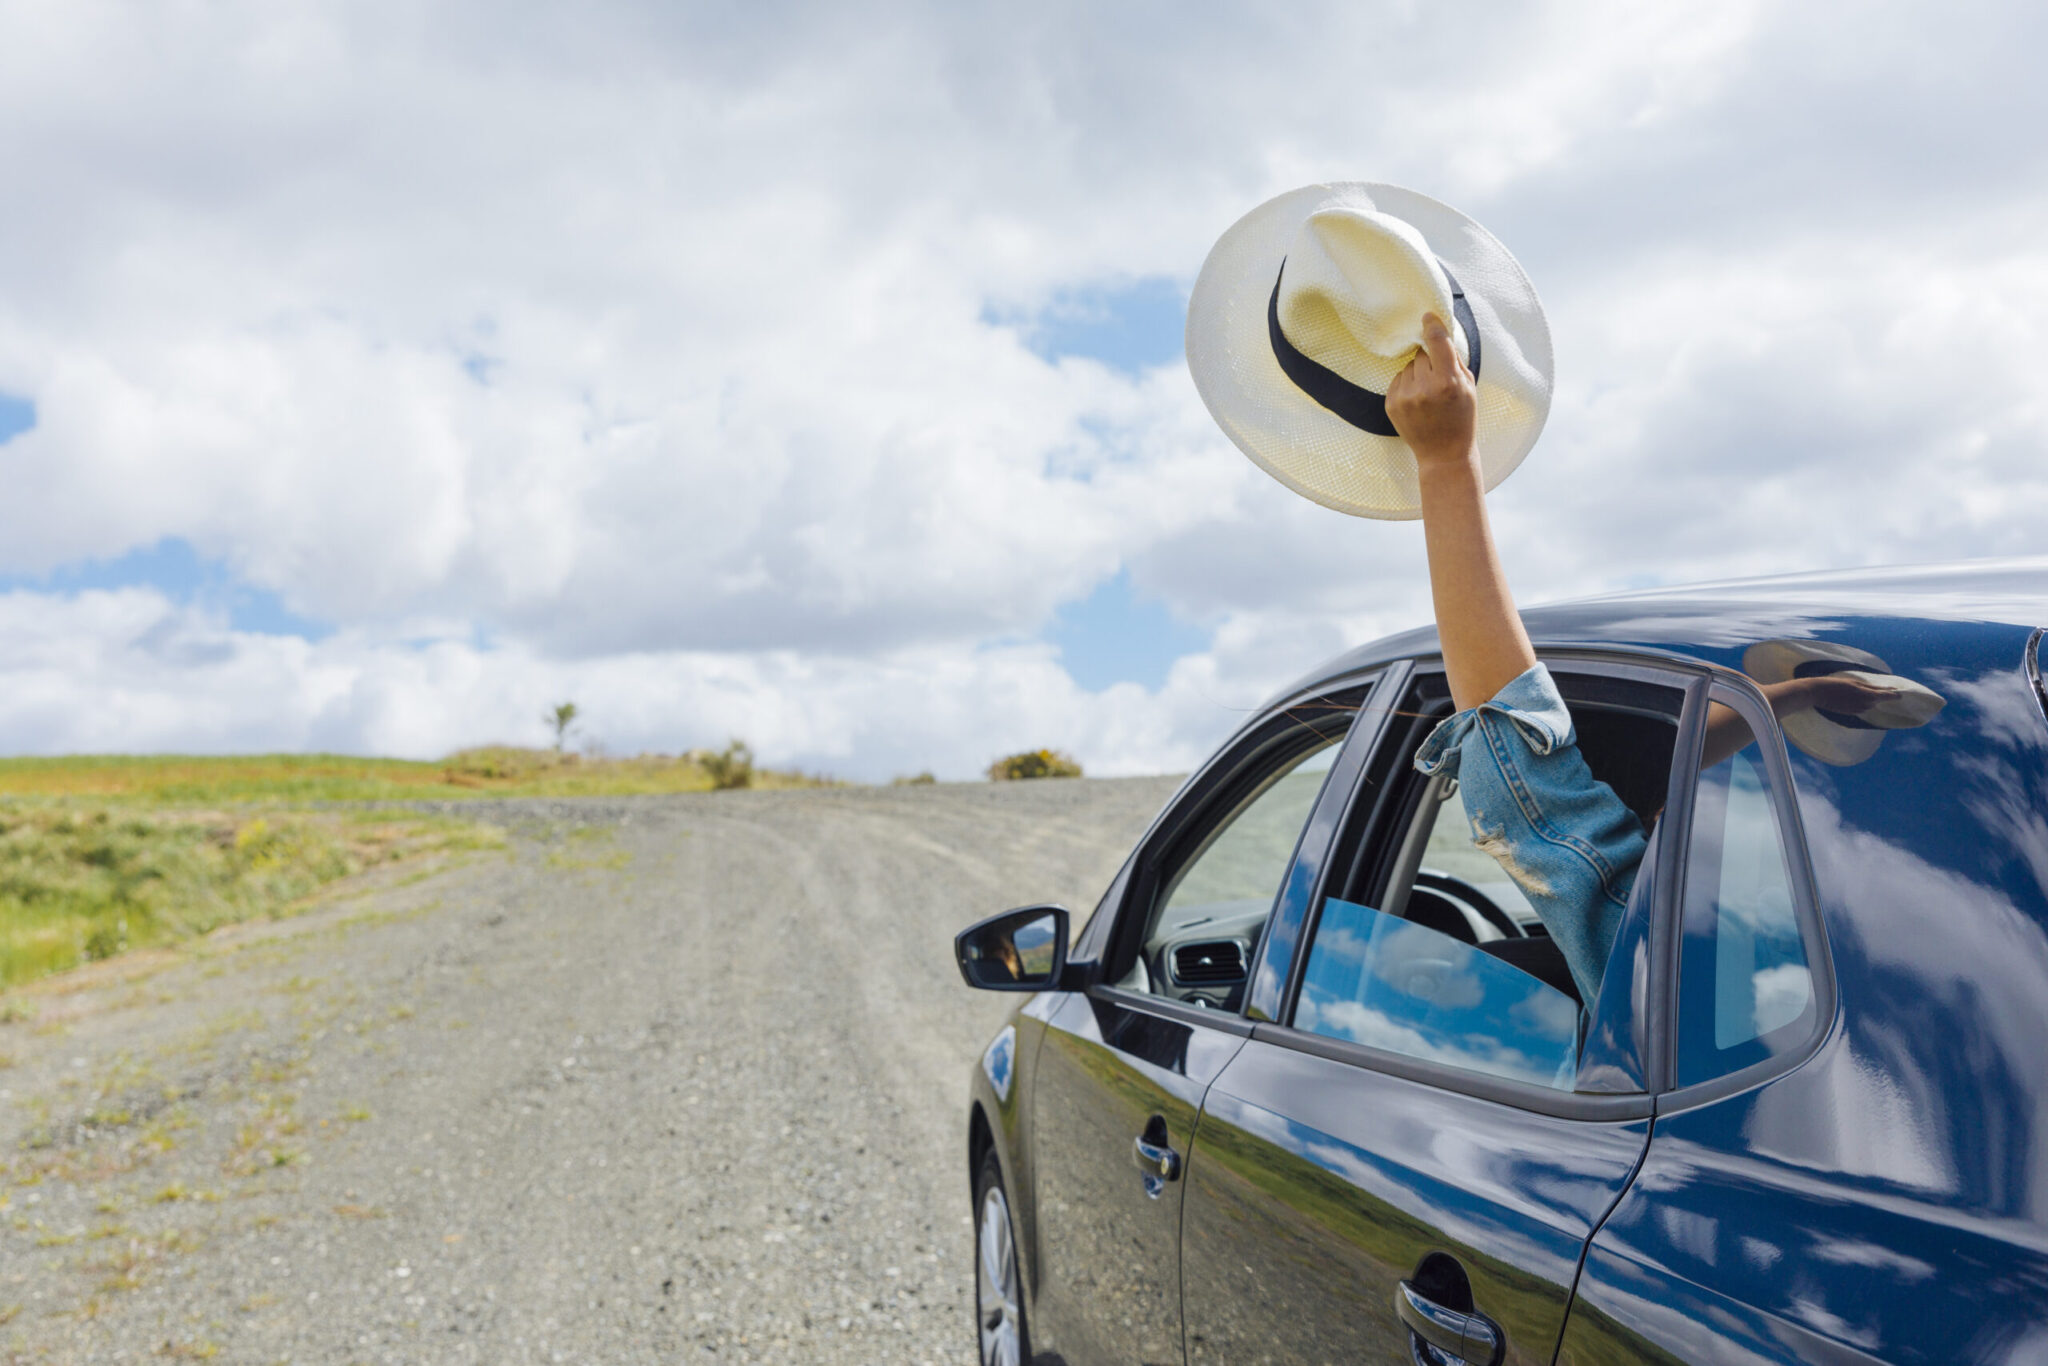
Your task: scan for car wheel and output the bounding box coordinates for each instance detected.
[974,1149,1028,1366]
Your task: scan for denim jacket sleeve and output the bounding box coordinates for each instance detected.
[1413,664,1647,1004]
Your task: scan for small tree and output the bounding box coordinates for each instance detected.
[986,748,1083,781]
[546,701,579,752]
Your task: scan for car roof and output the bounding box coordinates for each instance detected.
[1282,556,2048,700]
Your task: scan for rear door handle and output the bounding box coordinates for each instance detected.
[1394,1279,1502,1366]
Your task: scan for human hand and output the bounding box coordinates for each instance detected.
[1798,673,1903,716]
[1765,674,1902,719]
[1386,312,1477,472]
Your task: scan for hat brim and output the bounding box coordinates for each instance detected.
[1186,183,1554,520]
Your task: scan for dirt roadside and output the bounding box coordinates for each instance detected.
[0,777,1179,1365]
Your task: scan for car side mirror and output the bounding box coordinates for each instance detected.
[955,905,1069,991]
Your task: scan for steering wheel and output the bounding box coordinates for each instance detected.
[1413,870,1525,940]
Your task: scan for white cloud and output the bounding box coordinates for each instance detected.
[0,0,2042,777]
[0,586,1264,779]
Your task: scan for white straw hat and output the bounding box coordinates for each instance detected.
[1742,639,1947,767]
[1186,182,1553,520]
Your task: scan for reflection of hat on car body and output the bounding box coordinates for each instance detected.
[1744,639,1945,766]
[1187,182,1943,1005]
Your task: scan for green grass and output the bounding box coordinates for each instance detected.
[0,746,840,990]
[0,747,834,805]
[0,806,503,988]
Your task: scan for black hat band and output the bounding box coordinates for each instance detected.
[1267,259,1481,437]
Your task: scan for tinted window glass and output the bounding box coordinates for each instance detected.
[1161,744,1337,918]
[1676,698,1816,1086]
[1294,897,1580,1090]
[1125,735,1342,1005]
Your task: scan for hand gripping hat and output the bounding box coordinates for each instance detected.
[1186,182,1553,519]
[1742,639,1948,767]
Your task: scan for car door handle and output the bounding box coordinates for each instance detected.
[1131,1135,1181,1183]
[1394,1279,1502,1366]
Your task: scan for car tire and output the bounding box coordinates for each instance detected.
[974,1149,1030,1366]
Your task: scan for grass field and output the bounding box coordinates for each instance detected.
[0,746,829,805]
[0,806,503,987]
[0,746,833,990]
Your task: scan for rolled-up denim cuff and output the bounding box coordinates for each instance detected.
[1413,664,1575,777]
[1414,713,1472,777]
[1483,663,1575,754]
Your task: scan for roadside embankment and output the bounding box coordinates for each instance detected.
[0,748,836,988]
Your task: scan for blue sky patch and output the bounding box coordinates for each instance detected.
[0,537,333,640]
[1047,568,1209,692]
[987,275,1187,377]
[0,392,34,444]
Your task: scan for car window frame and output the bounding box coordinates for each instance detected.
[2027,625,2048,731]
[1653,674,1840,1113]
[1240,663,1410,1023]
[1251,649,1715,1122]
[1075,668,1387,1037]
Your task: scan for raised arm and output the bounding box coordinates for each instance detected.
[1386,313,1535,711]
[1391,315,1643,1001]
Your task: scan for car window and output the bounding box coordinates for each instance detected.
[1296,897,1580,1088]
[1116,730,1343,1006]
[1289,668,1682,1093]
[1675,691,1817,1086]
[1158,744,1337,922]
[1409,779,1539,934]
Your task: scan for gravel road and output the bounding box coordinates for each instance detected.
[0,777,1181,1365]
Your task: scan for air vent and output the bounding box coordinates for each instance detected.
[1173,939,1247,986]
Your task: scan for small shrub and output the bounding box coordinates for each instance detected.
[891,772,937,786]
[82,918,128,962]
[986,749,1083,782]
[699,740,755,791]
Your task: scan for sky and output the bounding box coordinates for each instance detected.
[0,0,2044,780]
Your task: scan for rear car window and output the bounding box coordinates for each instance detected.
[1675,687,1818,1086]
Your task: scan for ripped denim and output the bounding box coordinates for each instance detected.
[1413,664,1647,1003]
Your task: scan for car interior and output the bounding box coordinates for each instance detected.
[1115,670,1683,1026]
[1368,697,1680,1008]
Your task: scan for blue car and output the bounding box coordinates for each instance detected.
[956,560,2048,1366]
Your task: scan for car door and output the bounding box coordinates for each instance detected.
[1178,657,1697,1365]
[1024,676,1383,1366]
[1557,666,2048,1363]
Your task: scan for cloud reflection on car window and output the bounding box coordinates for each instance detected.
[1295,898,1579,1090]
